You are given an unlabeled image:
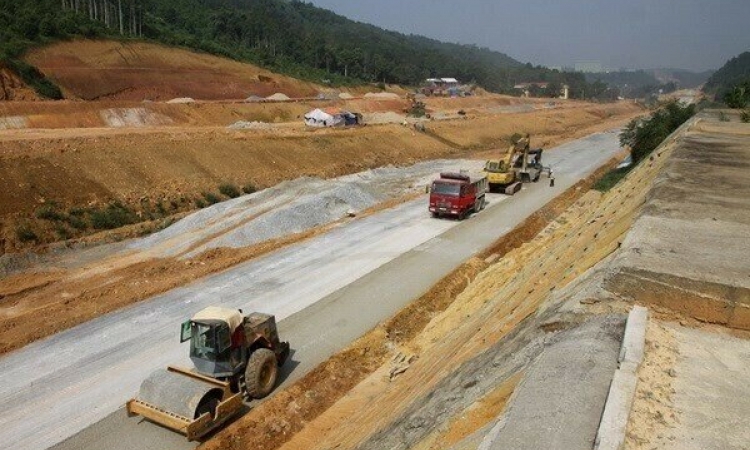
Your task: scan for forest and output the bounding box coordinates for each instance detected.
[704,52,750,100]
[1,0,608,99]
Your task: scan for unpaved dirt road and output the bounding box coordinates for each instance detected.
[0,132,622,450]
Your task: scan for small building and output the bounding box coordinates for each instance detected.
[422,78,461,96]
[304,108,360,128]
[513,82,549,98]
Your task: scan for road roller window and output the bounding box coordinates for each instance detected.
[191,322,218,360]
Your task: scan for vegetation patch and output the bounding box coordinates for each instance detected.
[89,202,138,230]
[202,192,222,206]
[596,100,695,192]
[15,223,38,243]
[242,183,258,195]
[219,183,241,199]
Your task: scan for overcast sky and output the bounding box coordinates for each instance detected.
[306,0,750,72]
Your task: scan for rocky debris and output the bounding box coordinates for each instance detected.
[339,92,354,99]
[266,93,291,101]
[0,116,29,130]
[363,111,407,125]
[227,120,273,130]
[389,352,417,381]
[364,92,401,100]
[99,108,173,128]
[166,97,194,104]
[244,95,264,102]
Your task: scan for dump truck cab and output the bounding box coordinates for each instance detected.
[429,172,487,220]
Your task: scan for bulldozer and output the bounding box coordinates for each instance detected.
[126,307,290,440]
[483,134,545,194]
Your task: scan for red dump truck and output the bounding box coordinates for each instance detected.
[429,172,488,220]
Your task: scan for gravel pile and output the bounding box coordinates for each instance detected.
[364,92,401,99]
[339,92,355,99]
[266,93,291,101]
[166,97,195,104]
[130,159,484,258]
[227,121,273,130]
[363,111,406,125]
[189,182,381,254]
[0,116,28,130]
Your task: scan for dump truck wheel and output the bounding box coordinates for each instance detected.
[245,348,278,399]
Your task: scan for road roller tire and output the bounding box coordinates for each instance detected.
[245,348,278,399]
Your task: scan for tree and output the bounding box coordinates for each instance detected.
[724,82,750,109]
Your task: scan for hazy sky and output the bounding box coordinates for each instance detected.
[306,0,750,72]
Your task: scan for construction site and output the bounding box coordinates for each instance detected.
[0,35,749,450]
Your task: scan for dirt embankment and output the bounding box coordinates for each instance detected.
[0,65,39,102]
[23,40,322,101]
[0,101,640,253]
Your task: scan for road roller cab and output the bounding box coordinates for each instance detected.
[127,307,290,440]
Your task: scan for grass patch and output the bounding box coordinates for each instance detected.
[593,166,632,192]
[219,183,241,199]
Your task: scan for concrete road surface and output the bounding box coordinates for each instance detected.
[0,131,621,450]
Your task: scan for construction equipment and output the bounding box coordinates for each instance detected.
[483,134,545,194]
[429,172,487,220]
[127,307,290,440]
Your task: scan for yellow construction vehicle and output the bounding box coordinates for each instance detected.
[483,134,544,194]
[126,307,289,440]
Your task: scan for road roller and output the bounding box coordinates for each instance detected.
[126,306,290,440]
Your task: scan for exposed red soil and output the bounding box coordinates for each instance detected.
[24,40,322,101]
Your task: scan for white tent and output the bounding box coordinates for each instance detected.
[304,108,345,127]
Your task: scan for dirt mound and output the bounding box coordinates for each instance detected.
[0,65,39,101]
[24,40,320,101]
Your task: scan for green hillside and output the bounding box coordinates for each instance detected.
[704,52,750,99]
[1,0,598,99]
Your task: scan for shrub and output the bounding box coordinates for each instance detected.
[723,83,749,109]
[242,183,258,194]
[65,214,88,230]
[219,183,241,198]
[194,198,207,209]
[620,100,696,163]
[54,224,71,240]
[202,192,222,205]
[741,110,750,123]
[89,202,137,230]
[68,207,86,216]
[35,205,64,221]
[15,224,37,243]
